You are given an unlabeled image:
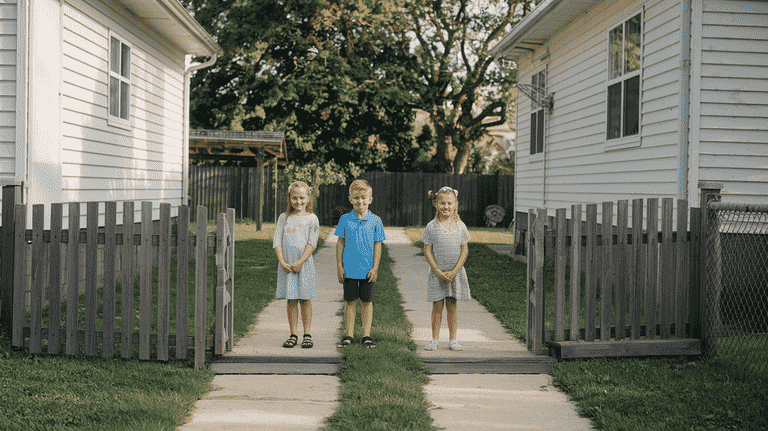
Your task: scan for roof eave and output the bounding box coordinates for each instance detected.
[490,0,563,58]
[490,0,601,60]
[119,0,221,56]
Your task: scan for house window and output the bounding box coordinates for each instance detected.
[108,34,131,127]
[530,69,546,155]
[606,12,642,142]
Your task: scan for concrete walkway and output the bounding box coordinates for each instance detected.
[179,228,594,430]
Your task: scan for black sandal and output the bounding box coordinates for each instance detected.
[362,336,377,349]
[282,334,298,348]
[301,334,313,349]
[336,336,354,348]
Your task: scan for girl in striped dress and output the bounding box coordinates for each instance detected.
[421,187,471,351]
[273,181,320,349]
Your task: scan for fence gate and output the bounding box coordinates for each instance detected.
[0,197,235,370]
[527,198,703,359]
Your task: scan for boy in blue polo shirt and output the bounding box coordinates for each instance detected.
[335,179,386,348]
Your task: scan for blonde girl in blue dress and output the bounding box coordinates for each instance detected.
[273,181,320,348]
[421,187,471,351]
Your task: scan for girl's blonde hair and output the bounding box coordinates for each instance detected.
[429,186,462,226]
[285,181,314,216]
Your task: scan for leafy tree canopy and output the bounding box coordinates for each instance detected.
[183,0,530,174]
[390,0,529,173]
[183,0,422,175]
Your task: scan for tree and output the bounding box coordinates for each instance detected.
[182,0,419,174]
[393,0,531,173]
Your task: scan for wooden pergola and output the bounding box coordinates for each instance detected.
[189,129,288,229]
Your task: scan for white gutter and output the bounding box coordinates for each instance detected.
[182,54,218,206]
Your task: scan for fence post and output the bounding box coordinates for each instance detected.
[1,185,19,338]
[227,208,235,352]
[526,209,534,350]
[698,182,722,356]
[12,203,26,348]
[194,206,207,370]
[256,150,264,230]
[526,208,546,354]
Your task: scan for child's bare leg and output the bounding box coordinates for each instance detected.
[446,297,458,340]
[299,299,312,335]
[344,301,356,338]
[287,299,299,335]
[361,301,373,338]
[431,300,444,339]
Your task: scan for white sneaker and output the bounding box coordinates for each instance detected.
[424,340,439,351]
[448,340,463,351]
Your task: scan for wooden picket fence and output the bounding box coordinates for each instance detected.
[0,198,234,370]
[527,197,707,359]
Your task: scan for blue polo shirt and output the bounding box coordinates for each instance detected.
[334,211,386,279]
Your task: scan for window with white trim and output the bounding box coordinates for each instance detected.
[530,68,546,155]
[606,11,642,143]
[108,34,131,128]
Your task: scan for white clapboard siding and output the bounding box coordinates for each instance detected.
[60,1,186,206]
[693,0,768,205]
[0,0,16,182]
[516,0,682,226]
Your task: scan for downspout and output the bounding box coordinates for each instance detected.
[678,0,692,201]
[182,54,218,206]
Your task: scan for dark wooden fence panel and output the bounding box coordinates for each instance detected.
[317,172,514,227]
[189,164,279,222]
[189,167,513,227]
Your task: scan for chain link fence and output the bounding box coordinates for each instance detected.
[703,201,768,376]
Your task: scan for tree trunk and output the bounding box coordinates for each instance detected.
[433,113,455,174]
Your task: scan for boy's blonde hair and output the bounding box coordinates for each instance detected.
[349,179,372,196]
[429,187,462,226]
[285,181,314,216]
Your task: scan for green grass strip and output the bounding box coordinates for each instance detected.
[324,244,436,431]
[464,243,528,342]
[554,357,768,430]
[466,242,768,430]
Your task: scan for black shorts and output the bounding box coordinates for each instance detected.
[343,278,376,303]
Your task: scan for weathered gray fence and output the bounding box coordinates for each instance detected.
[0,194,234,369]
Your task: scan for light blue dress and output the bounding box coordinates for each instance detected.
[273,213,319,299]
[421,220,471,302]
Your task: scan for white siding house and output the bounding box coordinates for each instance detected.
[0,0,220,225]
[491,0,767,230]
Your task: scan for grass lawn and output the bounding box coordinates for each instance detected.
[323,244,435,431]
[0,221,330,431]
[459,228,768,430]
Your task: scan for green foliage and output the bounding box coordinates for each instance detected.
[387,0,529,173]
[277,160,362,189]
[182,0,538,174]
[183,0,420,173]
[488,154,515,175]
